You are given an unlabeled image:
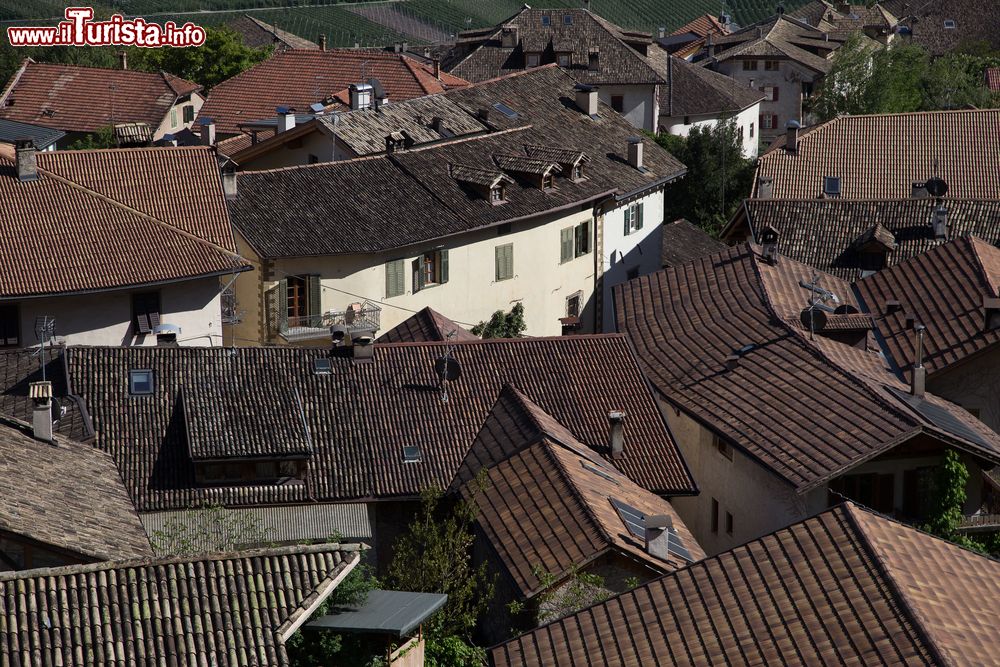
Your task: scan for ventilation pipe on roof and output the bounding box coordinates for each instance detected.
[931,205,948,240]
[911,324,926,398]
[318,34,327,51]
[575,84,599,117]
[352,334,375,363]
[608,410,626,459]
[785,120,800,153]
[627,137,644,171]
[757,176,774,199]
[14,138,38,182]
[276,106,296,133]
[645,514,673,561]
[29,381,53,443]
[222,165,237,199]
[200,118,216,146]
[118,50,128,70]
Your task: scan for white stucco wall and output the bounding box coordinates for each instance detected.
[153,93,205,141]
[600,189,665,331]
[8,277,224,347]
[659,102,762,158]
[598,84,658,131]
[236,127,338,171]
[713,58,823,140]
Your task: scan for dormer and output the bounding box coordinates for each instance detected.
[852,223,896,274]
[588,47,600,71]
[525,145,589,182]
[500,24,519,48]
[493,154,562,190]
[450,163,515,205]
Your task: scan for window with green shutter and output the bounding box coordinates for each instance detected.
[385,259,406,298]
[307,275,321,320]
[624,202,645,235]
[413,250,449,291]
[574,220,591,257]
[560,227,574,263]
[495,243,514,281]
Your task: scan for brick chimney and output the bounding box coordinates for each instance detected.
[14,138,38,182]
[608,410,626,459]
[200,118,216,146]
[29,381,53,442]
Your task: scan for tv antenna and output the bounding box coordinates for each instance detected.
[434,331,462,403]
[34,316,55,382]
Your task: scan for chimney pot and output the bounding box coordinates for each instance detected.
[352,334,375,363]
[276,106,296,133]
[14,138,38,182]
[627,137,644,171]
[608,410,626,459]
[222,166,237,199]
[932,205,948,239]
[199,119,216,146]
[785,119,801,153]
[29,381,53,442]
[575,84,599,117]
[318,34,328,51]
[118,50,128,70]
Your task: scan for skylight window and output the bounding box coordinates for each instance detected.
[610,498,694,562]
[402,446,422,463]
[129,369,154,395]
[541,15,550,26]
[563,14,573,25]
[312,358,332,375]
[944,19,956,29]
[492,102,518,119]
[582,461,620,486]
[823,176,842,197]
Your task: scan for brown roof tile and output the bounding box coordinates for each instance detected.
[660,218,727,268]
[0,542,361,666]
[648,49,764,117]
[0,60,201,134]
[198,49,468,136]
[756,109,1000,199]
[0,417,151,562]
[710,15,842,74]
[490,502,998,666]
[670,14,730,38]
[890,0,1000,56]
[988,67,1000,92]
[377,307,478,343]
[225,15,320,51]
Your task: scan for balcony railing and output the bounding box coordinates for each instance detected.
[278,301,381,343]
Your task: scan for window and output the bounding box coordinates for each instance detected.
[725,511,734,535]
[829,472,895,514]
[750,122,755,138]
[129,369,154,395]
[308,154,319,164]
[492,102,519,119]
[764,60,779,71]
[490,184,506,204]
[170,108,177,127]
[763,86,779,102]
[560,227,575,263]
[313,358,332,375]
[495,243,514,281]
[574,220,591,257]
[563,14,572,25]
[624,202,644,235]
[278,460,298,478]
[802,81,815,97]
[526,52,540,68]
[541,14,550,26]
[566,291,582,318]
[286,276,306,319]
[588,50,600,71]
[557,53,571,67]
[541,173,554,190]
[183,105,194,123]
[823,176,842,198]
[132,291,161,335]
[944,19,956,29]
[0,304,18,347]
[413,249,449,292]
[385,258,406,298]
[760,114,778,130]
[742,60,758,70]
[571,163,585,181]
[711,498,719,532]
[610,95,624,113]
[255,461,278,479]
[402,446,422,463]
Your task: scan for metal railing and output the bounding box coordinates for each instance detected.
[278,301,382,342]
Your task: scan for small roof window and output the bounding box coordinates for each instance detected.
[129,369,154,395]
[402,446,422,463]
[313,357,332,375]
[944,19,956,28]
[582,460,620,486]
[823,176,842,197]
[541,15,550,26]
[492,102,518,119]
[563,14,573,25]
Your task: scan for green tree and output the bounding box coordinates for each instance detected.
[471,302,526,339]
[142,26,272,91]
[508,565,611,626]
[67,125,118,150]
[921,449,1000,556]
[150,503,275,556]
[652,120,755,237]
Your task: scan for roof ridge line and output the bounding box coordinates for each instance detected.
[0,57,31,109]
[966,236,1000,297]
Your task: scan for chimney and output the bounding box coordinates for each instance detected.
[706,32,716,58]
[431,117,445,133]
[658,26,666,39]
[984,296,1000,331]
[432,57,441,79]
[724,354,741,370]
[222,166,237,199]
[29,381,53,443]
[608,410,626,459]
[575,84,599,117]
[349,83,373,111]
[911,324,926,397]
[644,515,674,561]
[627,137,644,171]
[401,41,409,53]
[757,176,774,199]
[118,50,128,70]
[199,118,216,146]
[14,138,38,182]
[276,106,296,133]
[424,46,432,59]
[318,34,327,51]
[477,107,491,123]
[932,205,948,239]
[884,299,902,314]
[785,119,800,153]
[911,181,928,198]
[759,226,779,264]
[500,25,519,49]
[352,334,375,363]
[394,41,402,53]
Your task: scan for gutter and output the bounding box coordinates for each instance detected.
[612,166,686,203]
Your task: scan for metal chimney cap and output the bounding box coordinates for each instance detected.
[608,409,626,420]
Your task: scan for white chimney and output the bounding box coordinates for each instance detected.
[609,410,626,459]
[349,83,373,111]
[932,205,948,239]
[627,137,644,171]
[200,119,216,146]
[644,514,673,561]
[757,176,774,199]
[222,166,237,199]
[15,138,38,182]
[277,107,296,133]
[575,84,598,116]
[119,50,128,70]
[29,381,53,442]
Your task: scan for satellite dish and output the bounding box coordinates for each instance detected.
[435,356,461,382]
[834,304,860,315]
[800,307,828,331]
[925,177,948,198]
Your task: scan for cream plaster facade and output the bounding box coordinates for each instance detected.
[152,92,205,141]
[713,58,824,141]
[659,102,762,158]
[597,84,659,131]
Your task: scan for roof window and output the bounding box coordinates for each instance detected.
[129,369,154,395]
[541,15,550,26]
[402,446,422,463]
[944,19,956,28]
[492,102,518,119]
[313,357,332,375]
[823,176,841,198]
[582,460,620,485]
[563,14,573,25]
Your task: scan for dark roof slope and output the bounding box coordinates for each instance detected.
[892,0,1000,56]
[755,109,1000,200]
[48,336,694,512]
[709,14,843,74]
[0,60,200,134]
[449,8,663,85]
[614,243,1000,492]
[456,386,703,598]
[660,218,727,268]
[0,417,151,562]
[648,49,763,117]
[731,198,1000,280]
[0,543,361,667]
[0,118,64,149]
[225,14,320,50]
[491,502,1000,666]
[855,236,1000,378]
[378,307,478,343]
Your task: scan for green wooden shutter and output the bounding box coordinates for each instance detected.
[623,207,632,235]
[307,275,321,320]
[495,244,513,280]
[636,202,644,230]
[277,279,288,332]
[495,246,504,281]
[386,259,405,298]
[439,249,449,283]
[413,258,424,292]
[560,227,574,263]
[504,244,514,279]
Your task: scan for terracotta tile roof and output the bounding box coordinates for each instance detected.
[0,145,248,298]
[648,49,764,117]
[614,243,1000,492]
[449,8,664,85]
[731,198,1000,280]
[197,49,469,136]
[490,501,1000,666]
[671,14,729,38]
[855,236,1000,378]
[225,14,320,51]
[230,67,686,258]
[0,542,361,667]
[791,1,899,34]
[0,417,151,562]
[0,60,201,134]
[377,307,478,343]
[988,67,1000,92]
[709,15,842,74]
[660,218,727,268]
[35,336,694,512]
[756,109,1000,199]
[0,349,90,441]
[455,386,702,598]
[890,0,1000,56]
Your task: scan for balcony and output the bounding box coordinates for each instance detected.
[278,301,381,343]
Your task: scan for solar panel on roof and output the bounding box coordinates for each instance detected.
[888,387,995,450]
[610,498,695,562]
[492,102,518,119]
